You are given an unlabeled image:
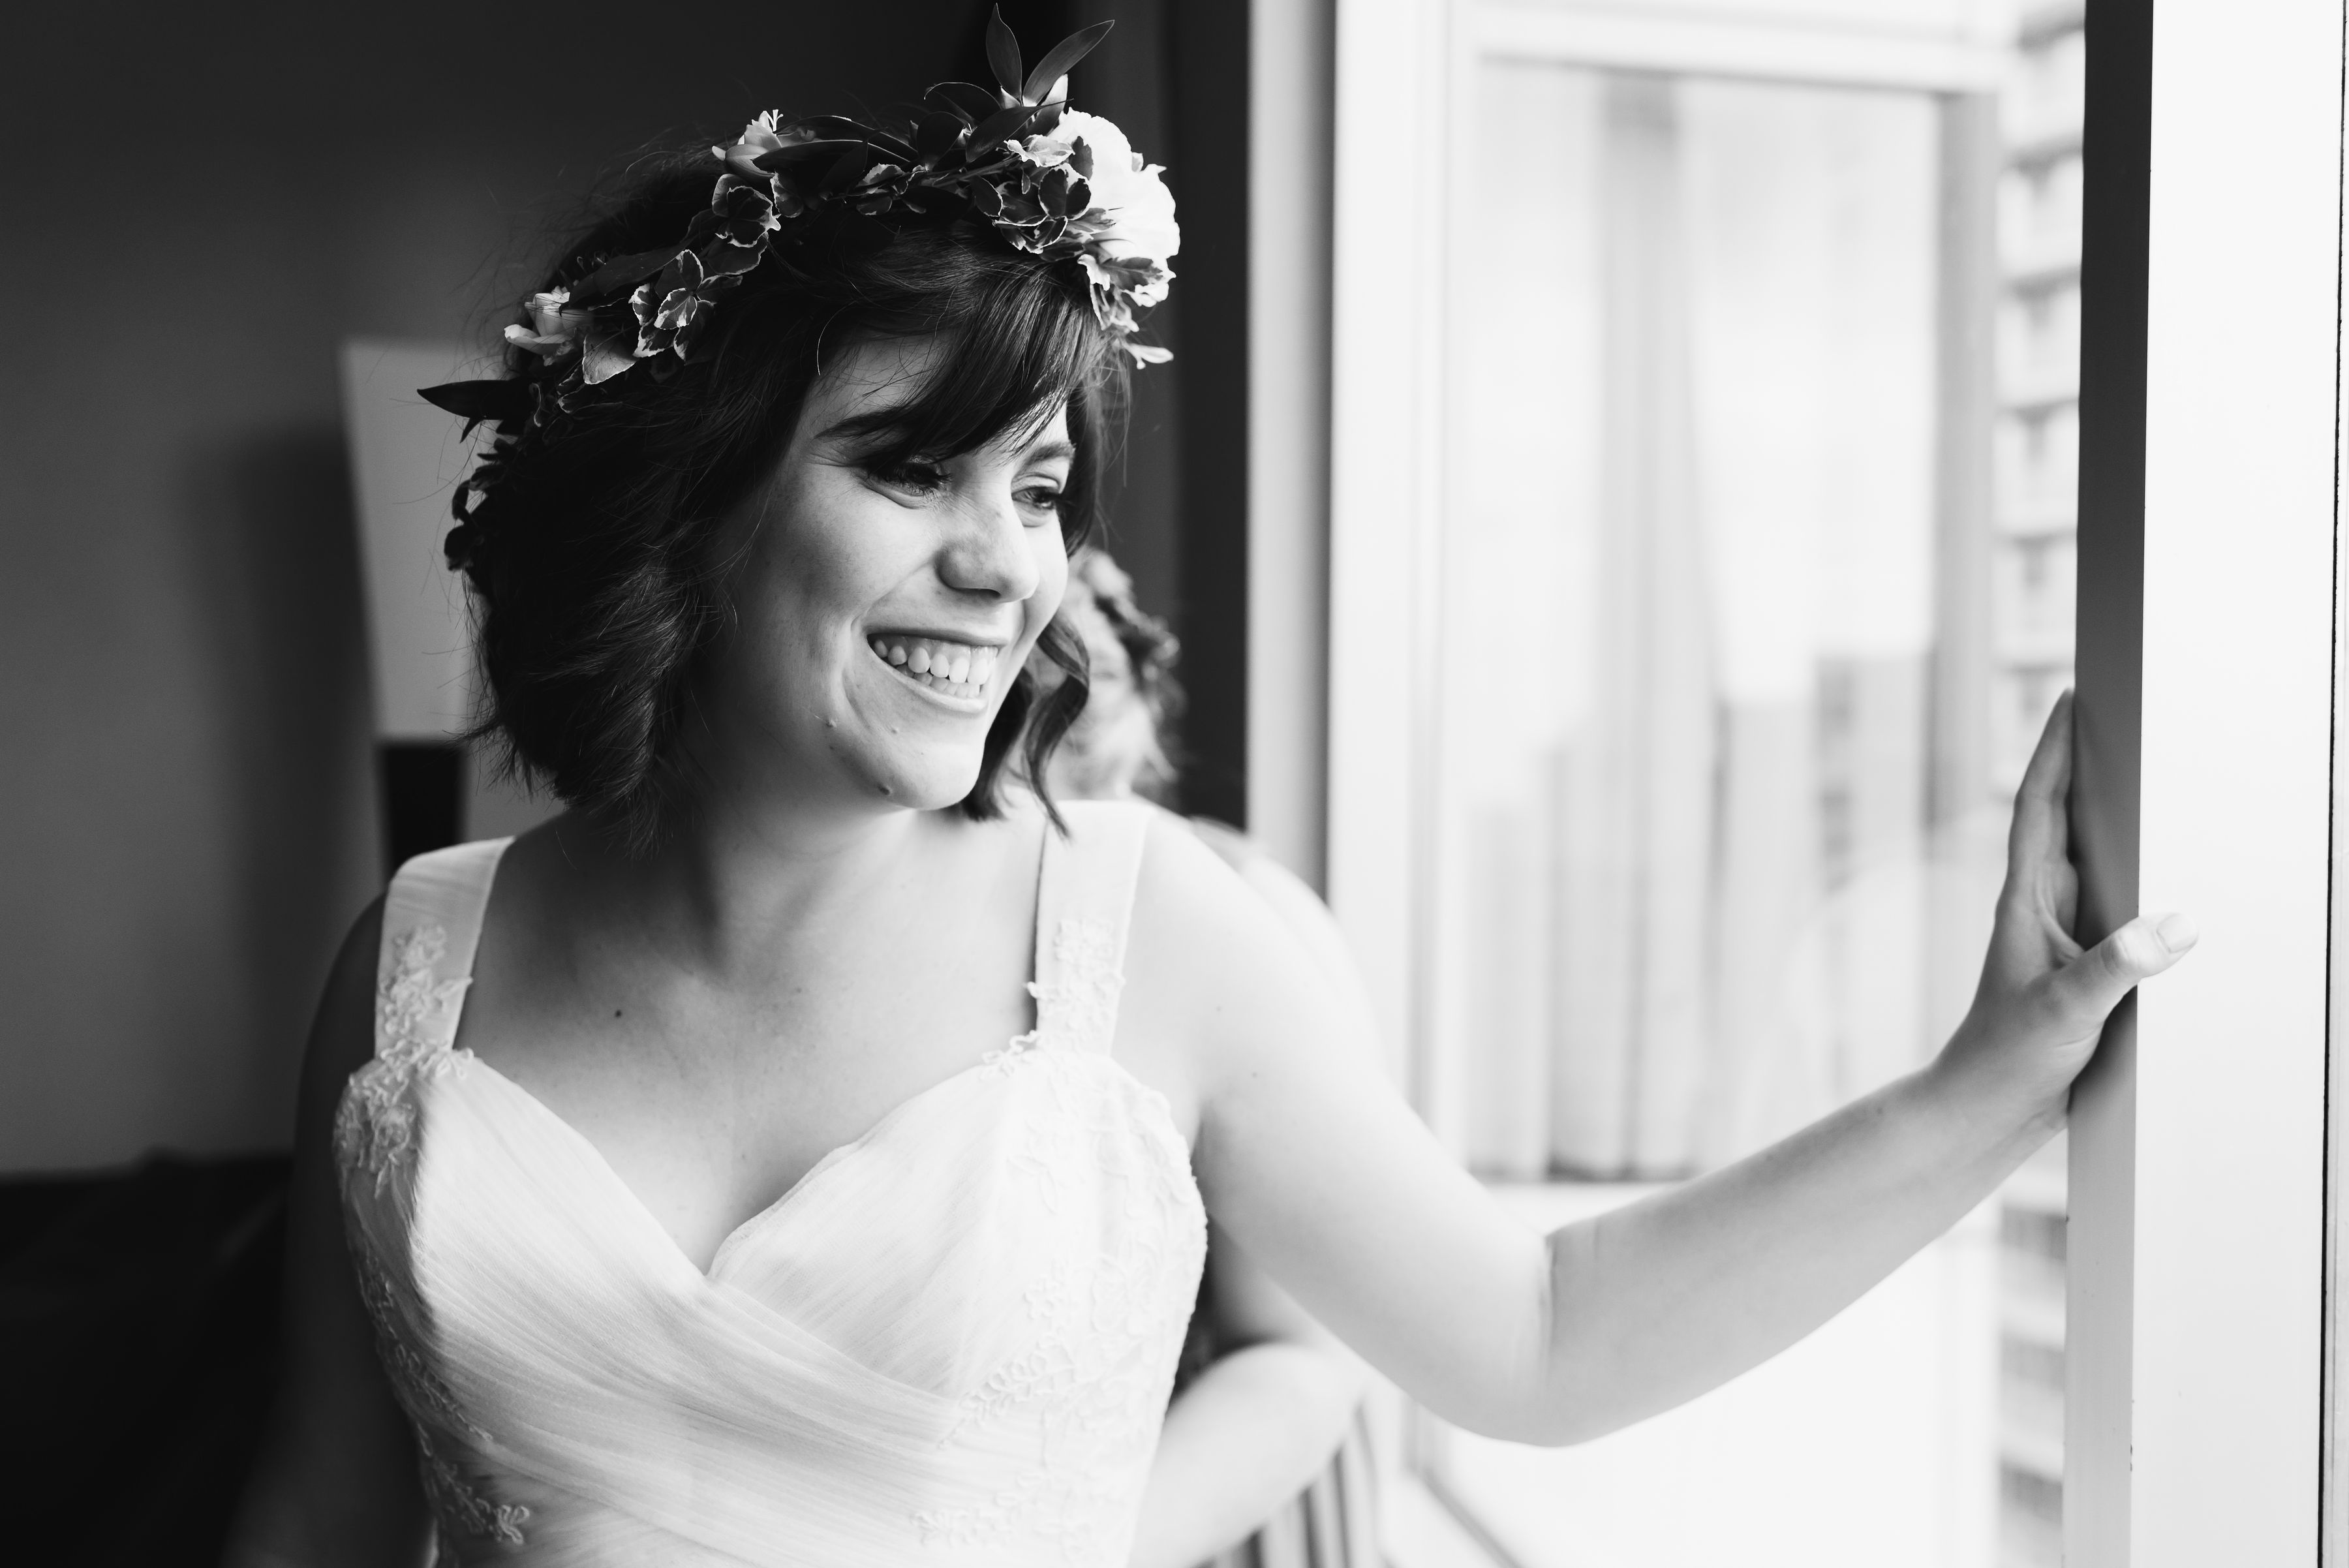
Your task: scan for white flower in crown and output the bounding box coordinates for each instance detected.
[1021,109,1179,303]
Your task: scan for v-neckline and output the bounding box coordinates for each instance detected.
[442,822,1059,1282]
[455,1044,1038,1281]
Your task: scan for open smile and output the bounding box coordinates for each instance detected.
[867,633,1002,707]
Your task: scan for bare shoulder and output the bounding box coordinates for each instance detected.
[302,895,385,1115]
[1120,810,1351,1112]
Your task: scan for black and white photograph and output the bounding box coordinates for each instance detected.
[0,1,2336,1565]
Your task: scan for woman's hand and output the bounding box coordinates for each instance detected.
[1933,691,2198,1131]
[1159,695,2201,1445]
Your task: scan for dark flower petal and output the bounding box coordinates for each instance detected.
[967,179,1004,217]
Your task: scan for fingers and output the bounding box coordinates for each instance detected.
[2006,691,2075,882]
[2047,910,2199,1024]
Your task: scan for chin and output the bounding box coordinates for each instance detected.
[850,743,989,812]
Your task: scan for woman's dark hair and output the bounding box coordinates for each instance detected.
[450,146,1125,849]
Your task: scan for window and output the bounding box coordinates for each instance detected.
[1321,0,2342,1563]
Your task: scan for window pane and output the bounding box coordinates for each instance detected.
[1434,65,1971,1180]
[1416,17,2082,1563]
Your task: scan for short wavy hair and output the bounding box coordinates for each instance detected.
[448,147,1125,849]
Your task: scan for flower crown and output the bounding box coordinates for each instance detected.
[422,11,1174,437]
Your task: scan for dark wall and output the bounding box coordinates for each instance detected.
[1,1,1232,1171]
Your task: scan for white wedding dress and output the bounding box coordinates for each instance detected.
[333,800,1208,1566]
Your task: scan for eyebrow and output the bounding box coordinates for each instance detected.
[812,415,1077,469]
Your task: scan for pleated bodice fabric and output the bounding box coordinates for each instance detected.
[333,802,1208,1567]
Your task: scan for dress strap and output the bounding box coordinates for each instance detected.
[1027,800,1154,1056]
[374,838,512,1060]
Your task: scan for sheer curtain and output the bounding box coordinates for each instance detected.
[1436,64,1969,1181]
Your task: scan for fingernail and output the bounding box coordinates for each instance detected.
[2153,912,2200,952]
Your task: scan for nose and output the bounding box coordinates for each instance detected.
[938,484,1043,605]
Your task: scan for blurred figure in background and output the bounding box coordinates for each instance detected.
[1045,549,1383,1568]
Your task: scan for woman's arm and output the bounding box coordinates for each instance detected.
[1126,822,1377,1568]
[224,899,435,1568]
[1130,1224,1370,1568]
[1126,694,2191,1445]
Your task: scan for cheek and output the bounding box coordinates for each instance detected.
[748,479,905,656]
[1026,536,1072,640]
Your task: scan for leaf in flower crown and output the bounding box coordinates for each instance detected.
[815,142,872,195]
[966,178,1004,217]
[985,6,1024,99]
[752,137,865,176]
[1122,339,1173,367]
[914,112,966,163]
[798,117,921,165]
[970,102,1041,150]
[699,238,765,278]
[850,163,913,215]
[570,245,686,305]
[711,185,778,246]
[420,379,531,433]
[926,82,1001,127]
[578,315,641,384]
[1019,20,1113,106]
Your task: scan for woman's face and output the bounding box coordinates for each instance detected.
[701,337,1073,814]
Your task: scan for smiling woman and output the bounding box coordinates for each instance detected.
[229,17,2194,1568]
[444,178,1118,846]
[691,335,1079,812]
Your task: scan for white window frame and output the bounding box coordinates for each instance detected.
[2059,2,2344,1563]
[1317,0,2348,1561]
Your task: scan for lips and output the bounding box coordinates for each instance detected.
[867,633,1001,701]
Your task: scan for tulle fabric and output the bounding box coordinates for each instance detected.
[335,803,1206,1566]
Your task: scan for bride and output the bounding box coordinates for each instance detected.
[228,16,2192,1567]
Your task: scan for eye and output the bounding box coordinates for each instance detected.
[866,456,949,496]
[1015,481,1065,521]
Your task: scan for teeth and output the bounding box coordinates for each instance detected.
[869,634,1002,697]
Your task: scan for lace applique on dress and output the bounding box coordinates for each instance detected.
[335,923,472,1192]
[349,1235,490,1444]
[914,1231,1191,1561]
[417,1424,531,1549]
[1028,916,1122,1053]
[917,1068,1201,1562]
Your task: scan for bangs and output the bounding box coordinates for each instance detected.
[821,246,1111,470]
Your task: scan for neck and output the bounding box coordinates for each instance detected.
[553,762,942,979]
